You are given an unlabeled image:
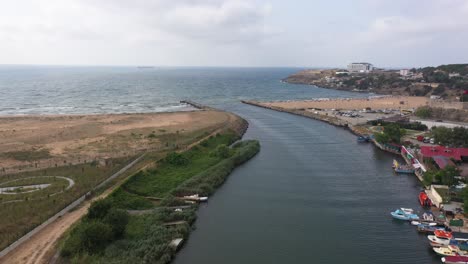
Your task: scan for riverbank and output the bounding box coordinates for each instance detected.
[58,131,260,263]
[0,106,250,264]
[241,99,401,154]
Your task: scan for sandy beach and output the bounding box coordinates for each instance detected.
[260,96,429,110]
[0,110,233,173]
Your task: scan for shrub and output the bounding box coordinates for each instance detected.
[415,106,432,119]
[165,152,189,166]
[104,209,129,239]
[87,199,112,220]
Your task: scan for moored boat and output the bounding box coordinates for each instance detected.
[391,208,419,221]
[433,245,459,257]
[441,256,468,263]
[417,224,445,234]
[357,135,370,143]
[419,191,433,207]
[428,230,453,246]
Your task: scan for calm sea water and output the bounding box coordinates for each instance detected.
[0,66,439,263]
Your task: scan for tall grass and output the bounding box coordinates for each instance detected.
[60,133,260,263]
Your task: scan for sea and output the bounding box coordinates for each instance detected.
[0,66,440,263]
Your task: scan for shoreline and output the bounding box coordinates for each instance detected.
[0,102,251,263]
[241,100,400,155]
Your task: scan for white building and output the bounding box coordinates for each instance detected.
[400,69,410,76]
[347,63,374,73]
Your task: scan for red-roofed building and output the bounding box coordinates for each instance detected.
[420,146,466,161]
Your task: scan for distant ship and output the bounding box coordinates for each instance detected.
[137,66,155,69]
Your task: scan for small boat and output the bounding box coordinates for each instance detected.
[419,191,433,207]
[411,220,437,226]
[434,245,460,257]
[392,159,415,174]
[417,224,445,234]
[182,194,208,202]
[357,135,370,143]
[391,209,419,221]
[442,256,468,263]
[428,230,454,247]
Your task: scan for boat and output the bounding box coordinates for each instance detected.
[417,224,446,234]
[411,220,437,226]
[357,135,370,143]
[428,230,454,247]
[434,245,460,257]
[182,194,208,202]
[392,159,415,173]
[391,208,419,221]
[419,191,433,207]
[441,256,468,263]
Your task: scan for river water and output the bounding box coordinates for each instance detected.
[0,67,440,263]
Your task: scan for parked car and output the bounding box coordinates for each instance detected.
[430,138,435,144]
[417,135,424,142]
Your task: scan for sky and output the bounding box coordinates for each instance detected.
[1,0,468,68]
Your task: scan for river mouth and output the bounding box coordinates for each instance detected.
[173,103,441,264]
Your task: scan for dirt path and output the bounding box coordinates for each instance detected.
[0,112,239,264]
[0,182,119,264]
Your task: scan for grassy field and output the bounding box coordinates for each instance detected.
[0,156,135,250]
[59,132,260,264]
[0,126,223,252]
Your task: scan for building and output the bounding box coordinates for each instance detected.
[347,63,374,73]
[400,69,410,76]
[420,146,468,162]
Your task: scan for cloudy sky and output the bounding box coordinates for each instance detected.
[1,0,467,68]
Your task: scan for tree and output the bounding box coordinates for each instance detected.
[423,171,435,186]
[211,144,233,158]
[104,209,129,239]
[383,123,404,143]
[79,221,113,254]
[440,166,460,186]
[87,199,112,220]
[414,106,432,119]
[374,132,389,144]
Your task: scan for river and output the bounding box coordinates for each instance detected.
[174,102,440,264]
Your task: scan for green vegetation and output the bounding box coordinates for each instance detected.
[61,199,129,257]
[374,123,405,144]
[368,119,427,131]
[432,126,468,147]
[422,166,460,187]
[119,133,238,201]
[0,149,52,161]
[0,156,136,251]
[414,106,433,119]
[60,132,260,264]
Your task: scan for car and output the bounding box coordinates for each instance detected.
[430,138,435,144]
[435,119,443,122]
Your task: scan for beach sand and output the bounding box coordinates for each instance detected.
[260,96,429,110]
[0,110,233,172]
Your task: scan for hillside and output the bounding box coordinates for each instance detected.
[284,64,468,99]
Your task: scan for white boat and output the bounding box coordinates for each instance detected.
[428,230,453,247]
[434,245,459,257]
[411,220,437,226]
